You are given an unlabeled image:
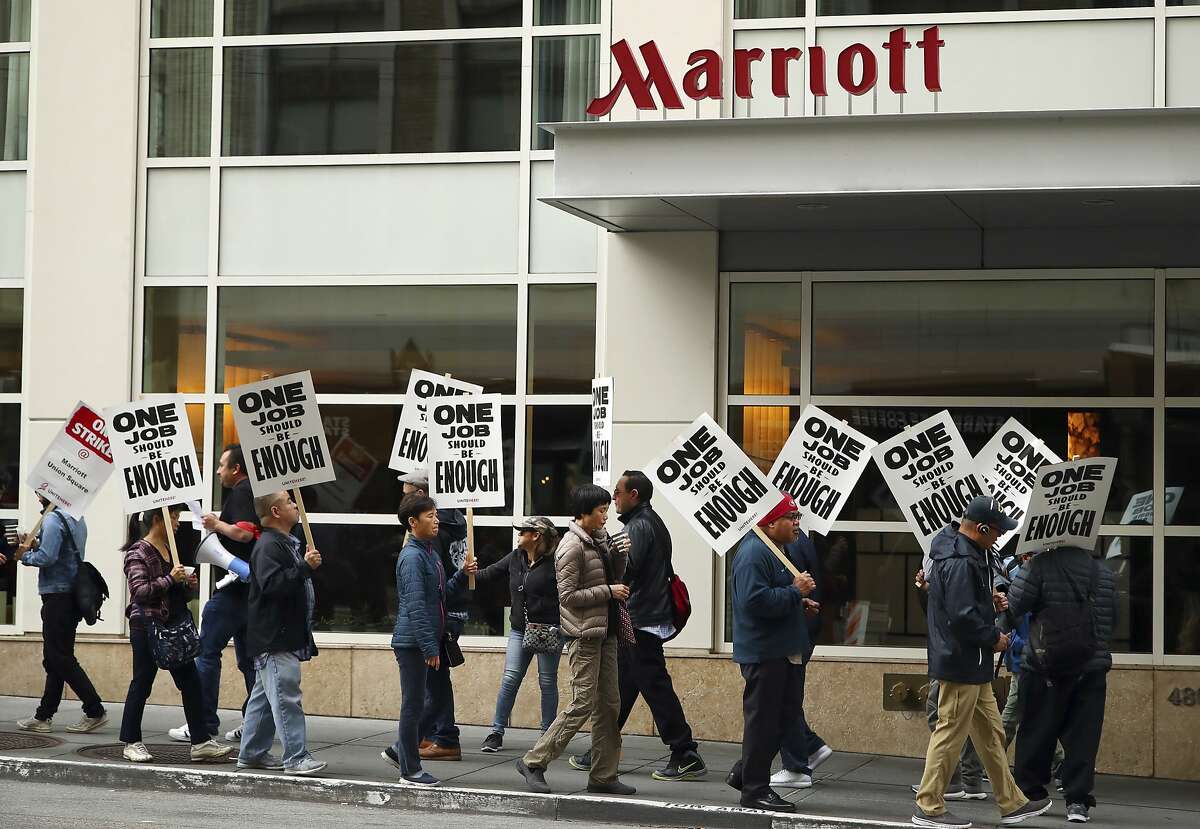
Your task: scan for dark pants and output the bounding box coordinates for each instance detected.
[419,640,459,748]
[195,587,255,736]
[617,628,698,756]
[394,647,429,777]
[779,663,821,773]
[120,625,209,745]
[35,593,104,721]
[731,659,804,802]
[1014,669,1107,809]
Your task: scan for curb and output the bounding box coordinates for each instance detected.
[0,755,910,829]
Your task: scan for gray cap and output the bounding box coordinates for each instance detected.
[513,516,559,538]
[397,470,429,488]
[964,495,1018,532]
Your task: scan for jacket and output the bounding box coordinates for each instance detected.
[1007,545,1117,675]
[391,535,469,658]
[785,530,822,640]
[730,531,809,665]
[556,522,627,639]
[247,528,320,659]
[925,523,1001,684]
[123,539,182,624]
[620,502,675,628]
[474,547,559,632]
[21,511,87,595]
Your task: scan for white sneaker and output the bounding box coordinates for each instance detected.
[123,742,154,763]
[285,757,328,776]
[65,714,108,733]
[190,739,233,761]
[769,769,813,788]
[808,744,834,771]
[168,724,191,743]
[16,717,52,733]
[225,723,243,742]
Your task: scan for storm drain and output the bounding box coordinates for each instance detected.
[0,731,64,751]
[77,743,238,765]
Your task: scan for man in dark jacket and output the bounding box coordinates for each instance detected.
[912,496,1051,828]
[239,490,326,776]
[1008,545,1117,824]
[570,470,705,781]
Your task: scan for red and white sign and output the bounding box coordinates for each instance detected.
[27,401,116,518]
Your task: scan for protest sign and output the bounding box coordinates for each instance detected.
[972,418,1061,550]
[27,401,115,519]
[1016,457,1117,556]
[1104,486,1181,558]
[768,405,875,536]
[427,394,505,509]
[871,410,986,556]
[592,377,614,488]
[389,369,483,474]
[105,397,205,514]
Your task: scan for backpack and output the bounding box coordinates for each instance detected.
[55,516,108,626]
[663,569,691,643]
[1026,557,1099,677]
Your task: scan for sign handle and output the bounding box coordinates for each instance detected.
[466,507,476,590]
[752,525,802,578]
[161,505,180,568]
[26,503,55,545]
[294,487,315,550]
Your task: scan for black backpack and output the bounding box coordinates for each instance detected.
[53,514,108,626]
[1027,557,1099,677]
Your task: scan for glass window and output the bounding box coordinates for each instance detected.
[1165,410,1200,526]
[151,0,214,38]
[811,279,1153,396]
[1096,536,1152,654]
[457,524,521,636]
[217,285,518,394]
[729,282,803,396]
[1166,280,1200,396]
[0,0,30,42]
[185,403,204,465]
[222,41,521,156]
[532,36,600,151]
[528,284,595,394]
[0,288,21,392]
[536,0,600,25]
[0,403,19,509]
[226,0,522,36]
[1165,537,1200,655]
[144,287,206,394]
[0,54,29,161]
[0,516,15,624]
[149,48,212,158]
[736,0,804,17]
[526,405,591,516]
[819,1,1149,13]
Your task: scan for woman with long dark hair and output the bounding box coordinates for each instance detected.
[120,505,230,763]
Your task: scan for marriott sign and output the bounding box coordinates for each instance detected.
[587,26,945,116]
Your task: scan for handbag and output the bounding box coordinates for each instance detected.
[521,599,562,654]
[141,608,200,671]
[616,600,637,648]
[442,632,465,668]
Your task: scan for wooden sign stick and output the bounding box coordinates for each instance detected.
[294,487,315,550]
[752,525,802,578]
[466,507,476,590]
[161,505,180,568]
[25,503,55,546]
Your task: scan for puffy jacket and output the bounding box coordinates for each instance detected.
[21,511,87,595]
[730,531,809,665]
[1007,545,1116,675]
[620,502,674,628]
[556,522,626,639]
[925,523,1002,684]
[391,535,469,658]
[247,529,320,659]
[475,547,559,632]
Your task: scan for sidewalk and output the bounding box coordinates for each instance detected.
[0,695,1197,828]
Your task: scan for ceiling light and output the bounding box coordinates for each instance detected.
[1081,198,1115,207]
[795,202,830,211]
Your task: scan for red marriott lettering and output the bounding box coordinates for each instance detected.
[587,27,944,117]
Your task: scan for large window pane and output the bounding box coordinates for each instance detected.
[1165,410,1200,526]
[151,0,213,38]
[144,287,206,394]
[0,0,30,41]
[526,405,590,516]
[729,282,803,396]
[0,288,21,392]
[1166,279,1200,396]
[308,523,402,634]
[0,403,19,509]
[217,285,518,394]
[1165,538,1200,655]
[149,48,212,158]
[812,279,1153,396]
[528,284,595,394]
[1096,536,1152,654]
[819,1,1148,12]
[532,36,599,151]
[536,0,600,24]
[0,516,15,624]
[736,0,804,17]
[223,41,520,156]
[226,0,522,36]
[0,53,29,161]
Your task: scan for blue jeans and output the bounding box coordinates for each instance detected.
[195,588,255,736]
[239,652,312,769]
[394,647,429,777]
[491,629,561,735]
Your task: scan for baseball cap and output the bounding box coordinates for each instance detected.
[397,470,429,488]
[513,516,559,538]
[757,494,799,527]
[964,495,1018,532]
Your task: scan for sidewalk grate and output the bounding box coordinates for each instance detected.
[0,731,63,751]
[77,743,238,765]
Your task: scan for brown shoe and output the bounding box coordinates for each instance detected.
[419,739,434,751]
[419,743,462,761]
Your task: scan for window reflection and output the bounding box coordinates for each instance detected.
[819,1,1148,12]
[0,518,14,624]
[0,0,30,42]
[735,0,804,17]
[1095,536,1152,654]
[150,0,213,38]
[0,403,19,509]
[0,289,21,392]
[226,0,522,36]
[1165,538,1200,655]
[144,287,206,394]
[528,284,596,394]
[0,54,29,161]
[1164,410,1200,525]
[526,405,591,516]
[150,48,212,158]
[536,0,600,25]
[532,36,600,151]
[729,282,803,396]
[1166,280,1200,396]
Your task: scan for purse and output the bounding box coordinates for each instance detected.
[141,604,200,671]
[442,632,465,668]
[522,596,562,654]
[616,600,637,648]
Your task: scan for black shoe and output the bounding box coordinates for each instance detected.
[726,768,743,791]
[516,759,551,794]
[568,750,591,771]
[1001,797,1052,825]
[587,778,636,795]
[481,732,502,753]
[380,746,400,771]
[740,790,795,813]
[1066,804,1090,823]
[652,751,706,782]
[911,808,972,828]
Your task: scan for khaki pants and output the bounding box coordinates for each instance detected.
[523,635,621,782]
[916,679,1027,817]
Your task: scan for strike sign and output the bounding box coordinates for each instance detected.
[973,418,1061,549]
[105,396,206,513]
[592,378,613,488]
[27,401,115,519]
[1016,457,1116,555]
[768,405,875,536]
[645,413,777,554]
[228,371,335,496]
[427,394,505,509]
[390,369,482,474]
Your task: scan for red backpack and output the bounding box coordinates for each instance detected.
[664,568,691,642]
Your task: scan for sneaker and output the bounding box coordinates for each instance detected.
[568,750,592,772]
[911,808,972,828]
[769,769,813,789]
[586,778,636,795]
[168,724,191,743]
[237,753,284,771]
[400,771,440,787]
[808,744,834,771]
[652,751,707,782]
[285,757,328,776]
[225,723,243,742]
[190,740,234,762]
[122,742,154,763]
[1066,804,1090,823]
[419,742,462,761]
[1056,780,1065,793]
[516,759,551,794]
[65,713,107,733]
[16,717,51,733]
[481,732,503,753]
[961,781,988,800]
[381,746,401,771]
[1001,798,1053,825]
[911,783,968,800]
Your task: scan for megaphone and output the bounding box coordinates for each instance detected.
[188,501,250,582]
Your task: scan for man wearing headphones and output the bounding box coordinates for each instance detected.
[911,496,1051,829]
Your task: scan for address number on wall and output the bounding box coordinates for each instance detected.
[1167,688,1199,707]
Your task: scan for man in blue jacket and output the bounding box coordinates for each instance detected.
[725,494,816,812]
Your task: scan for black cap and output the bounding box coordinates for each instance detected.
[964,495,1019,532]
